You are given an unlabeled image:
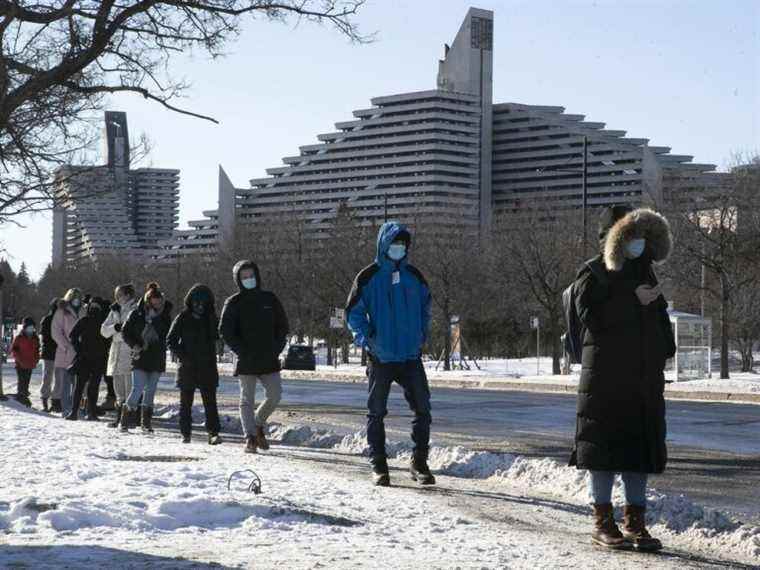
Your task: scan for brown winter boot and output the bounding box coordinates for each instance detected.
[244,435,257,454]
[591,504,626,549]
[622,505,662,552]
[255,426,270,451]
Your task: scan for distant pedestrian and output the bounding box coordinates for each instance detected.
[101,284,138,429]
[51,289,84,417]
[39,299,60,412]
[346,221,433,487]
[121,282,173,433]
[10,317,40,407]
[167,284,222,445]
[67,297,109,421]
[570,206,676,552]
[219,260,289,454]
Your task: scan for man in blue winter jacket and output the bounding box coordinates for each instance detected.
[346,221,434,487]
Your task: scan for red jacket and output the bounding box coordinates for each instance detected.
[11,334,40,370]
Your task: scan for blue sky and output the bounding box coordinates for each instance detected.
[2,0,758,279]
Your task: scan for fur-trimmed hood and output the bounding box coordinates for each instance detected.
[603,208,672,271]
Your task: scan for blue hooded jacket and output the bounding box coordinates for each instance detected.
[345,221,432,363]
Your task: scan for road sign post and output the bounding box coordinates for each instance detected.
[530,316,540,376]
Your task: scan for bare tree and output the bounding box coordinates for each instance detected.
[493,208,585,375]
[665,157,760,379]
[0,1,368,221]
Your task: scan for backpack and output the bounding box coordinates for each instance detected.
[562,260,608,364]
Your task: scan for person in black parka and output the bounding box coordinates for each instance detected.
[121,282,173,434]
[569,205,676,552]
[167,284,222,445]
[67,298,110,421]
[39,298,60,412]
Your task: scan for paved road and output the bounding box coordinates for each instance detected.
[201,376,760,523]
[6,364,759,523]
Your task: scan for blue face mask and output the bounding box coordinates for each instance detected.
[625,238,646,259]
[241,278,257,290]
[387,244,407,261]
[24,326,35,336]
[71,299,81,309]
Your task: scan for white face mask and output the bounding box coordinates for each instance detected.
[241,277,257,290]
[24,326,35,335]
[625,238,646,259]
[387,244,407,261]
[71,299,81,309]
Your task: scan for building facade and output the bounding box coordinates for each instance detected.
[52,111,179,268]
[159,7,722,258]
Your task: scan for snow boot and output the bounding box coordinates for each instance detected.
[99,395,116,413]
[244,435,257,454]
[410,454,436,485]
[119,406,131,433]
[182,434,192,444]
[50,399,62,413]
[141,407,154,433]
[85,398,99,422]
[42,398,50,413]
[622,505,662,552]
[64,408,79,420]
[255,426,270,451]
[591,504,626,549]
[371,457,390,487]
[208,433,223,446]
[107,405,122,428]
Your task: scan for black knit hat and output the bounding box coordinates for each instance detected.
[22,316,35,328]
[598,205,634,240]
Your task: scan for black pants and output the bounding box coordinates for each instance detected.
[367,358,431,460]
[180,387,221,437]
[72,367,102,415]
[103,375,116,400]
[15,368,32,401]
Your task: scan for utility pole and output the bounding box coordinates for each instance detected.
[582,135,588,257]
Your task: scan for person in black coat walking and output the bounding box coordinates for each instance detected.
[121,282,173,433]
[569,205,676,552]
[39,299,59,412]
[219,260,289,454]
[167,284,222,445]
[67,298,110,421]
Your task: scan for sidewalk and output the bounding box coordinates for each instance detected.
[178,362,760,405]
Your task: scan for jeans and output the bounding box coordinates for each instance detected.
[367,358,431,460]
[590,471,648,507]
[126,369,161,409]
[180,387,221,436]
[239,372,282,437]
[40,360,57,400]
[56,368,74,415]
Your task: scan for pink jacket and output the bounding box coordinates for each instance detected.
[51,302,81,369]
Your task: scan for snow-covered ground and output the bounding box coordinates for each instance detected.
[1,401,758,568]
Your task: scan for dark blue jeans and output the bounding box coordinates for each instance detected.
[367,358,431,461]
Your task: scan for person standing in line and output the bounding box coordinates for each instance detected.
[570,205,676,552]
[67,297,109,421]
[346,221,434,487]
[219,260,289,454]
[10,317,40,407]
[167,284,222,445]
[38,299,59,412]
[50,289,83,417]
[121,282,173,434]
[101,284,138,429]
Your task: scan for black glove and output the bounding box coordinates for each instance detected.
[114,323,122,333]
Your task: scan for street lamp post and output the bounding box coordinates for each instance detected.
[536,135,589,256]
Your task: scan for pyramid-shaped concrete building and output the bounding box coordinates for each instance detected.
[160,7,722,259]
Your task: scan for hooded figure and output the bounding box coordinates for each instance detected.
[345,221,434,487]
[219,260,289,454]
[569,206,676,551]
[219,261,289,376]
[167,284,222,445]
[66,298,110,421]
[39,299,59,363]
